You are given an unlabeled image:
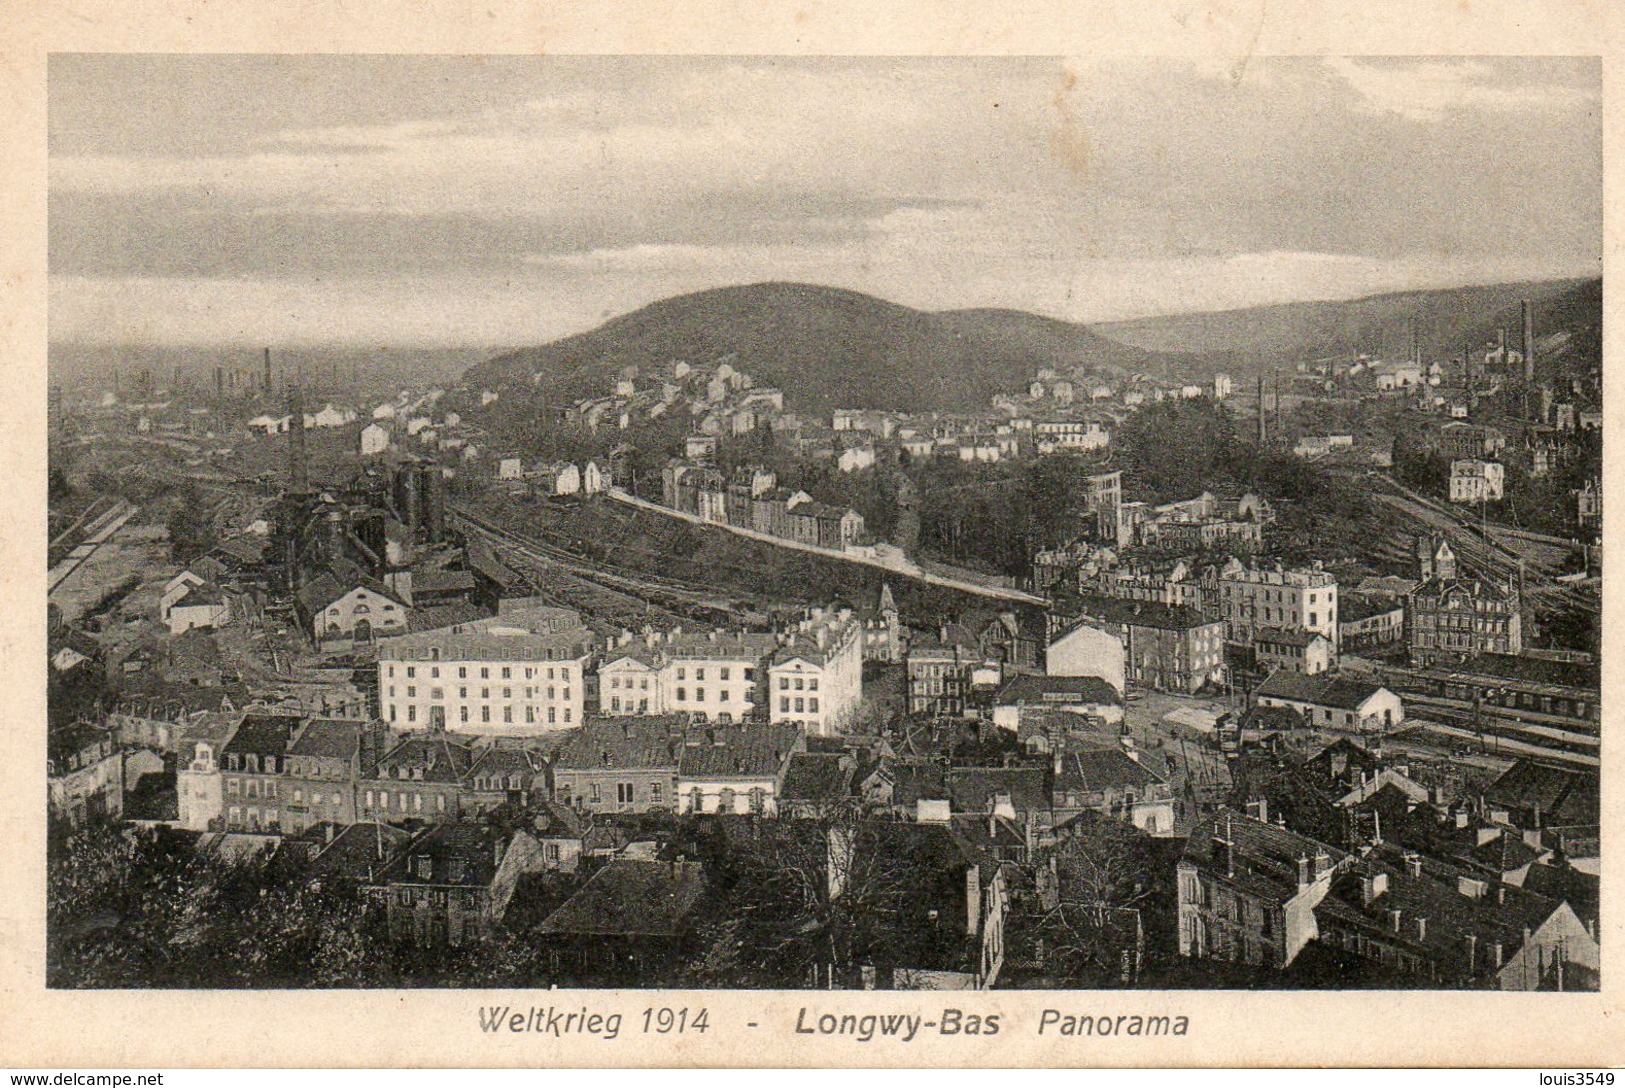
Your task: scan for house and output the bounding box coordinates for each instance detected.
[1315,844,1599,990]
[1405,540,1522,667]
[767,608,864,735]
[1059,596,1225,695]
[164,581,231,636]
[280,716,375,833]
[1044,617,1126,692]
[376,604,594,734]
[48,723,123,826]
[1483,760,1599,833]
[1053,744,1175,835]
[1177,810,1349,969]
[1253,670,1404,733]
[528,801,593,873]
[309,821,414,884]
[217,711,306,833]
[534,461,581,497]
[1337,594,1406,651]
[359,422,392,456]
[552,717,684,814]
[1219,565,1340,651]
[296,563,410,644]
[778,751,862,817]
[1253,627,1334,676]
[598,626,778,723]
[989,674,1123,730]
[675,724,803,816]
[360,731,476,824]
[463,744,548,812]
[175,711,243,831]
[1449,460,1505,504]
[374,821,508,947]
[535,859,710,984]
[497,456,524,481]
[581,460,608,495]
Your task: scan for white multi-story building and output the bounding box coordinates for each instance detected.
[598,628,779,723]
[1449,459,1505,504]
[1219,565,1339,652]
[768,607,864,736]
[377,605,595,735]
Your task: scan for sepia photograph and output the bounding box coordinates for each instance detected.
[35,43,1606,1031]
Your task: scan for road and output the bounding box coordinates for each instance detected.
[47,499,138,594]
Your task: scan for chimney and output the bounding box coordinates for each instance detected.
[1416,916,1428,941]
[1465,933,1478,973]
[1492,941,1504,968]
[1247,797,1268,824]
[263,346,272,393]
[1404,852,1422,878]
[1214,815,1236,878]
[1389,908,1402,933]
[1297,854,1311,889]
[1361,870,1389,905]
[1522,298,1535,384]
[1313,847,1332,879]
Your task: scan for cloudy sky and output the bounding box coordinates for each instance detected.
[49,54,1600,349]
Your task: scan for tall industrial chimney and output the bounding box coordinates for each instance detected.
[1256,374,1267,444]
[264,347,273,394]
[287,379,307,489]
[1521,299,1536,384]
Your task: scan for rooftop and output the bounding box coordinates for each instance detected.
[537,859,708,938]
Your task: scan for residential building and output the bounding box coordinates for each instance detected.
[552,717,684,815]
[1405,549,1522,668]
[1044,618,1126,691]
[1253,627,1334,676]
[906,640,979,716]
[47,723,123,826]
[676,724,804,816]
[1253,670,1404,733]
[377,605,594,734]
[598,627,778,722]
[1177,811,1349,968]
[1449,460,1505,504]
[1060,595,1225,695]
[164,581,231,635]
[280,716,377,833]
[360,731,475,824]
[768,608,864,735]
[359,422,392,456]
[1053,744,1175,835]
[375,821,506,947]
[1338,593,1406,651]
[1219,564,1339,652]
[989,674,1124,730]
[463,744,548,812]
[535,859,710,985]
[176,713,241,831]
[1315,844,1599,990]
[218,711,305,833]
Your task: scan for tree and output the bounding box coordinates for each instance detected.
[1028,813,1158,986]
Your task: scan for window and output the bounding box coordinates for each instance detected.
[560,668,570,681]
[459,686,467,698]
[750,788,766,814]
[481,687,490,699]
[589,782,601,803]
[779,677,789,691]
[430,687,442,700]
[365,790,374,809]
[503,707,513,724]
[388,665,395,678]
[781,697,790,713]
[718,788,736,814]
[651,782,662,802]
[809,678,819,691]
[406,666,415,678]
[548,707,556,724]
[696,688,705,702]
[809,697,819,713]
[617,782,635,804]
[293,788,303,803]
[795,678,805,691]
[677,667,686,681]
[526,706,536,723]
[437,794,446,813]
[430,666,439,678]
[719,690,729,704]
[458,666,467,678]
[413,793,423,812]
[481,667,489,679]
[720,667,730,681]
[503,687,511,699]
[226,778,239,795]
[795,698,804,713]
[501,666,511,679]
[407,686,416,698]
[676,687,686,702]
[459,706,469,723]
[696,667,706,682]
[481,707,490,723]
[407,705,416,722]
[564,708,571,722]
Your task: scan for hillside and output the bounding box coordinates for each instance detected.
[1092,277,1599,378]
[460,282,1167,414]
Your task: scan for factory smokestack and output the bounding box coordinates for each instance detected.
[287,378,307,490]
[1257,374,1267,444]
[264,347,273,394]
[1522,299,1536,385]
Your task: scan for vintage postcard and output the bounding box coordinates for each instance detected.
[2,0,1620,1070]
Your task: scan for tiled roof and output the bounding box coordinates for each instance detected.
[1255,670,1389,711]
[311,822,414,882]
[220,712,303,758]
[287,717,363,761]
[1182,810,1347,904]
[947,766,1050,815]
[554,718,685,772]
[1057,747,1167,792]
[373,732,476,784]
[1067,594,1218,632]
[377,822,503,888]
[995,673,1122,706]
[677,725,799,780]
[780,752,855,802]
[1485,760,1599,826]
[537,859,708,937]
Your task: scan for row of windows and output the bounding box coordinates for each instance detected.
[388,704,573,725]
[777,676,819,691]
[389,685,572,702]
[779,696,820,714]
[363,789,449,813]
[389,663,572,681]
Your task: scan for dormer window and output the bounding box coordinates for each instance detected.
[414,855,433,880]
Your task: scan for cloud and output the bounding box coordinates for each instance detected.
[1322,57,1599,122]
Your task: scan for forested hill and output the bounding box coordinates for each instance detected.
[460,282,1171,414]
